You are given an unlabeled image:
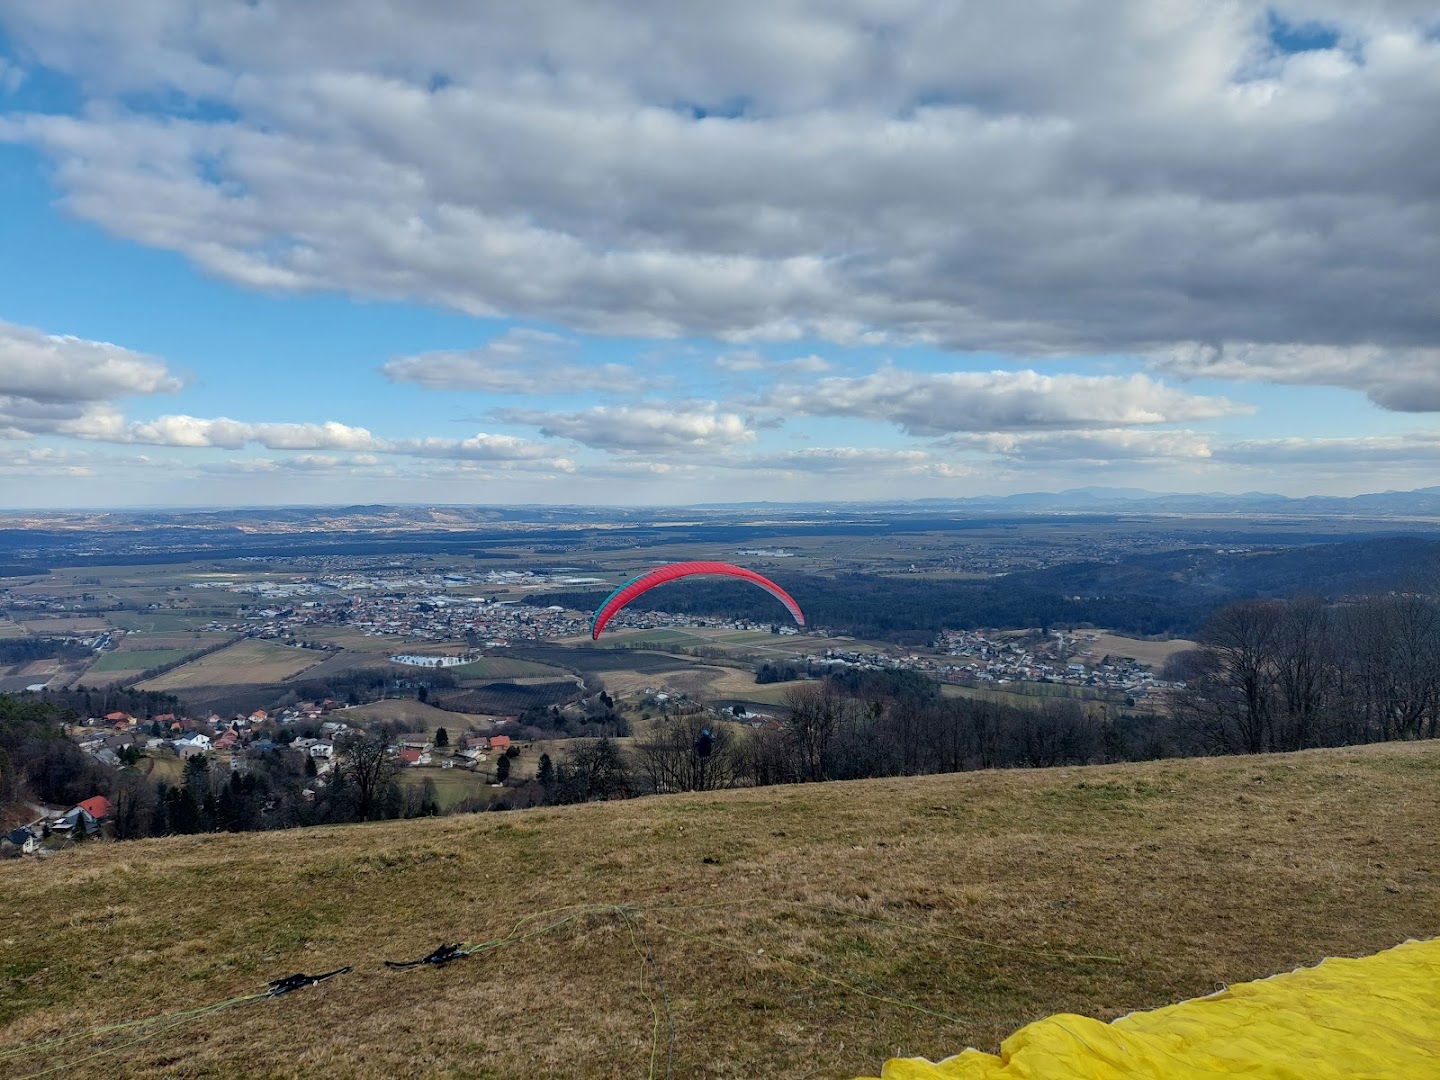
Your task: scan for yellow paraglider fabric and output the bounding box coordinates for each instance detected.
[861,937,1440,1080]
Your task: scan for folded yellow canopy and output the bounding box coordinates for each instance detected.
[862,937,1440,1080]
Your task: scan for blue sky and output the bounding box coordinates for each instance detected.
[0,3,1436,507]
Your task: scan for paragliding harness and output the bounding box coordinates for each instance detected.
[385,942,471,969]
[265,966,353,996]
[693,728,714,759]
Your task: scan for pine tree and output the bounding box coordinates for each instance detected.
[434,727,449,748]
[495,755,511,784]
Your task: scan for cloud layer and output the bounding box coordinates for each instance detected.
[382,328,638,393]
[764,370,1245,435]
[1,1,1435,355]
[1152,344,1440,412]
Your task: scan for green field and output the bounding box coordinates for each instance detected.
[106,610,212,633]
[395,765,496,810]
[448,656,571,679]
[140,752,186,785]
[88,649,191,672]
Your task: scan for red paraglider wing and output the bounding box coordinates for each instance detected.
[590,561,805,639]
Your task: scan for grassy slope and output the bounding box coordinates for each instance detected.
[2,742,1438,1079]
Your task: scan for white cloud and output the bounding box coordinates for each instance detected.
[1152,343,1440,412]
[389,432,573,468]
[1,2,1434,353]
[66,413,378,450]
[1213,432,1440,465]
[763,369,1245,435]
[716,350,830,374]
[737,446,973,477]
[496,404,755,452]
[0,59,24,94]
[946,428,1215,463]
[381,328,639,393]
[0,319,181,403]
[56,409,575,469]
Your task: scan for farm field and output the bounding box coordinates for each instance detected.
[135,640,330,690]
[597,662,808,706]
[294,627,395,650]
[140,752,186,785]
[1076,632,1198,670]
[448,656,570,680]
[88,648,192,673]
[938,680,1119,713]
[115,631,233,653]
[395,765,495,810]
[340,699,497,732]
[15,616,112,634]
[2,741,1436,1078]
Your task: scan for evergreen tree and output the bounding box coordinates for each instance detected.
[536,753,554,789]
[434,726,449,748]
[419,778,440,816]
[495,755,511,784]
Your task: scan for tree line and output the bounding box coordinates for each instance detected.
[1168,592,1440,754]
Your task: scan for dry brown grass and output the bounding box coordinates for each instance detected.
[2,742,1438,1078]
[600,663,807,705]
[340,699,494,731]
[1076,633,1198,670]
[134,640,327,690]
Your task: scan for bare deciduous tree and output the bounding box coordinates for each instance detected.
[335,729,399,821]
[636,713,742,793]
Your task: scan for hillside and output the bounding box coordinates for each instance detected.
[3,742,1439,1078]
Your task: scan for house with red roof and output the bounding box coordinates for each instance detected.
[398,747,422,766]
[104,711,129,723]
[487,734,512,751]
[54,795,111,835]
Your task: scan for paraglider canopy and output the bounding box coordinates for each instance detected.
[590,560,805,640]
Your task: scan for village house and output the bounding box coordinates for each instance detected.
[6,826,41,855]
[53,795,111,836]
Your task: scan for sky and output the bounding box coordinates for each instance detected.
[0,1,1437,508]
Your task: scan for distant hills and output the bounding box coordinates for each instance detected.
[6,484,1440,526]
[897,485,1440,516]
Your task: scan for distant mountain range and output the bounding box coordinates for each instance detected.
[5,486,1440,528]
[894,485,1440,516]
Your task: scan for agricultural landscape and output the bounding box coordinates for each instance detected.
[4,3,1440,1074]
